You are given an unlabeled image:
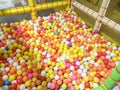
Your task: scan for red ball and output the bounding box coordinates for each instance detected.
[106,64,111,70]
[10,83,17,89]
[17,78,23,84]
[103,60,108,65]
[84,82,90,88]
[95,73,101,79]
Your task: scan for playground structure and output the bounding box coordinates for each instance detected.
[0,0,120,90]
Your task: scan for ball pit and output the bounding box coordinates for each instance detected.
[0,10,120,90]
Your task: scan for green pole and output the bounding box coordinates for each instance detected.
[94,63,120,90]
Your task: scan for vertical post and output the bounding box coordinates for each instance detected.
[67,0,71,10]
[28,0,37,20]
[93,0,110,31]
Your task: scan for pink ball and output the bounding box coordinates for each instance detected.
[50,83,55,89]
[74,58,78,62]
[66,63,70,68]
[72,75,76,80]
[26,44,30,49]
[28,73,33,79]
[5,62,9,67]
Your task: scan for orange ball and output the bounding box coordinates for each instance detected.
[57,80,62,85]
[52,79,57,84]
[36,80,41,85]
[31,82,36,87]
[22,76,28,82]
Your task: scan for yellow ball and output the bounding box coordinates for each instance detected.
[3,54,8,59]
[45,67,49,72]
[62,84,67,89]
[9,75,16,82]
[0,49,4,54]
[83,76,89,82]
[50,74,54,79]
[8,50,13,54]
[41,81,47,87]
[64,73,69,78]
[1,63,5,68]
[25,80,31,87]
[94,77,99,82]
[90,72,96,77]
[32,78,37,82]
[37,85,42,89]
[8,45,13,50]
[17,70,22,75]
[100,71,105,76]
[75,85,79,90]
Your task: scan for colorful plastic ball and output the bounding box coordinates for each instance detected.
[50,83,55,89]
[10,83,17,89]
[4,80,10,86]
[28,73,33,79]
[84,82,90,88]
[17,78,23,84]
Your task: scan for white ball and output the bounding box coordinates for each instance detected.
[1,86,9,90]
[20,60,25,63]
[13,62,18,67]
[90,60,95,64]
[76,61,80,65]
[34,48,38,51]
[44,59,48,64]
[32,87,37,90]
[41,70,46,76]
[81,73,86,77]
[8,35,12,39]
[54,66,59,71]
[93,52,98,56]
[79,84,85,90]
[16,49,21,53]
[110,52,115,57]
[83,69,87,73]
[47,82,51,88]
[2,75,8,81]
[107,42,111,46]
[106,50,110,55]
[83,58,87,62]
[19,38,24,42]
[5,67,10,71]
[112,46,117,50]
[77,69,82,74]
[0,68,5,72]
[94,62,99,67]
[72,80,76,85]
[16,65,22,70]
[106,55,111,59]
[66,56,70,59]
[70,66,74,70]
[80,65,84,69]
[93,83,98,88]
[54,75,60,80]
[20,84,26,90]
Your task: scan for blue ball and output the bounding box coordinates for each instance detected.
[68,43,72,47]
[4,80,11,86]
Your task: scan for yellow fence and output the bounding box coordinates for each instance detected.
[0,0,70,20]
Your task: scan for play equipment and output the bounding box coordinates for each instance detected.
[0,0,120,90]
